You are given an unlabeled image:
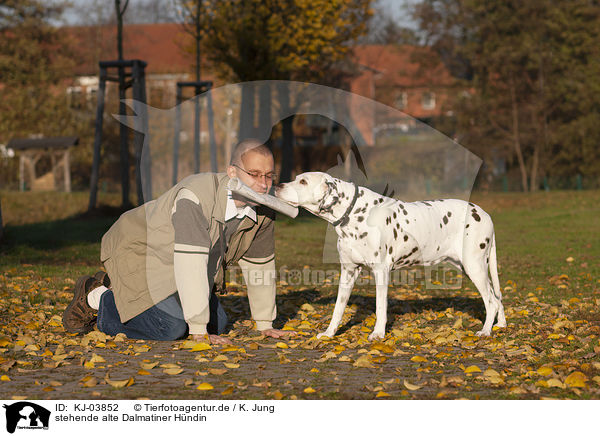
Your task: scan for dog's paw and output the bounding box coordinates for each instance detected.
[368,331,385,341]
[494,319,507,328]
[475,329,492,337]
[316,331,333,340]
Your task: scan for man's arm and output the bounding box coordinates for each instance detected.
[171,189,212,336]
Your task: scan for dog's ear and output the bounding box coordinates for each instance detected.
[318,179,339,213]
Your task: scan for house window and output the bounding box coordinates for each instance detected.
[395,92,408,110]
[67,86,83,109]
[421,92,436,110]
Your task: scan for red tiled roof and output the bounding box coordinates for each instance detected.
[65,23,202,76]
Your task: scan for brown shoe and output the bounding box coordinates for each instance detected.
[62,275,101,334]
[94,271,111,288]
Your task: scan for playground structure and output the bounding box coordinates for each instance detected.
[88,59,150,211]
[7,136,78,192]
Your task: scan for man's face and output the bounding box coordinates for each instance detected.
[227,150,275,195]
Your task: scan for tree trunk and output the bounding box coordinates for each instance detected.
[509,76,529,192]
[277,83,294,183]
[258,82,272,147]
[238,85,255,141]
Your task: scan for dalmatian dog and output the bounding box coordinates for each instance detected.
[275,172,505,340]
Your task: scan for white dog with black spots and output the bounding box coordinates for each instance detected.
[275,172,506,340]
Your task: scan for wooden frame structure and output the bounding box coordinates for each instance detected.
[88,59,150,211]
[7,136,78,192]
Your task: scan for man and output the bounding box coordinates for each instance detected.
[63,139,292,345]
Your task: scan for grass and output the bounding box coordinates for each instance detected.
[0,189,599,399]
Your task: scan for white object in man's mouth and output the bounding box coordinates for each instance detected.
[227,177,299,218]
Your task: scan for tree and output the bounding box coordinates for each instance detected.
[0,1,78,141]
[412,0,600,191]
[177,0,373,181]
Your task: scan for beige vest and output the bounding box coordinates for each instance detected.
[100,172,273,322]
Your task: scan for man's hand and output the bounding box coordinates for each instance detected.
[260,328,296,339]
[191,334,233,345]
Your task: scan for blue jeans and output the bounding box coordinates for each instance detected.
[96,290,228,340]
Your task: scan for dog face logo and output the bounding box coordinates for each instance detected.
[3,402,50,433]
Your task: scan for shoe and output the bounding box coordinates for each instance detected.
[62,275,102,334]
[94,270,111,288]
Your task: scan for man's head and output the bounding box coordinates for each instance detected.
[227,139,275,195]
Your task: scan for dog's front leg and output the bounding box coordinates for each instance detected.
[369,264,390,341]
[317,263,361,339]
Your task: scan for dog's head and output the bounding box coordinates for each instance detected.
[275,172,343,217]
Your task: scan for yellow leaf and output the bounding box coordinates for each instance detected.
[213,354,228,362]
[403,380,422,391]
[537,366,553,377]
[221,386,234,395]
[137,370,151,376]
[483,369,500,378]
[273,390,284,400]
[310,368,319,373]
[208,368,228,375]
[547,378,565,388]
[411,355,428,363]
[191,343,212,352]
[303,387,316,394]
[376,391,390,398]
[83,360,95,369]
[220,346,239,352]
[592,376,600,385]
[1,375,11,381]
[163,368,184,375]
[564,371,587,388]
[89,353,106,364]
[197,383,214,391]
[464,365,482,374]
[353,355,375,368]
[224,363,240,369]
[300,303,315,311]
[276,342,289,349]
[140,361,159,370]
[105,376,134,388]
[42,386,54,392]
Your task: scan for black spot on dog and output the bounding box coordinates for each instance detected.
[396,223,400,229]
[404,235,408,242]
[437,246,440,251]
[389,246,393,254]
[411,247,418,253]
[357,216,364,222]
[358,190,364,197]
[472,212,481,222]
[443,216,448,225]
[403,209,408,216]
[393,212,397,218]
[486,237,490,243]
[406,220,409,224]
[373,200,378,205]
[393,229,397,239]
[469,202,475,207]
[480,243,486,249]
[466,224,470,228]
[440,223,442,228]
[359,232,367,239]
[379,198,384,203]
[399,204,405,209]
[447,211,452,217]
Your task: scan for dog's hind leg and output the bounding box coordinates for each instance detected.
[463,258,498,337]
[369,264,391,341]
[489,233,506,328]
[317,263,361,339]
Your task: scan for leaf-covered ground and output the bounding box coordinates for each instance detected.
[0,190,598,399]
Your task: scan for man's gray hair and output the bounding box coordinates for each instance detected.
[230,139,273,167]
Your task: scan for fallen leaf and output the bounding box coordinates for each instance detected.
[376,391,390,398]
[208,368,228,375]
[303,387,316,394]
[564,371,587,388]
[163,368,183,375]
[464,365,482,374]
[197,383,213,391]
[403,380,422,391]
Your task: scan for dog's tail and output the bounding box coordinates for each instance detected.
[489,232,501,301]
